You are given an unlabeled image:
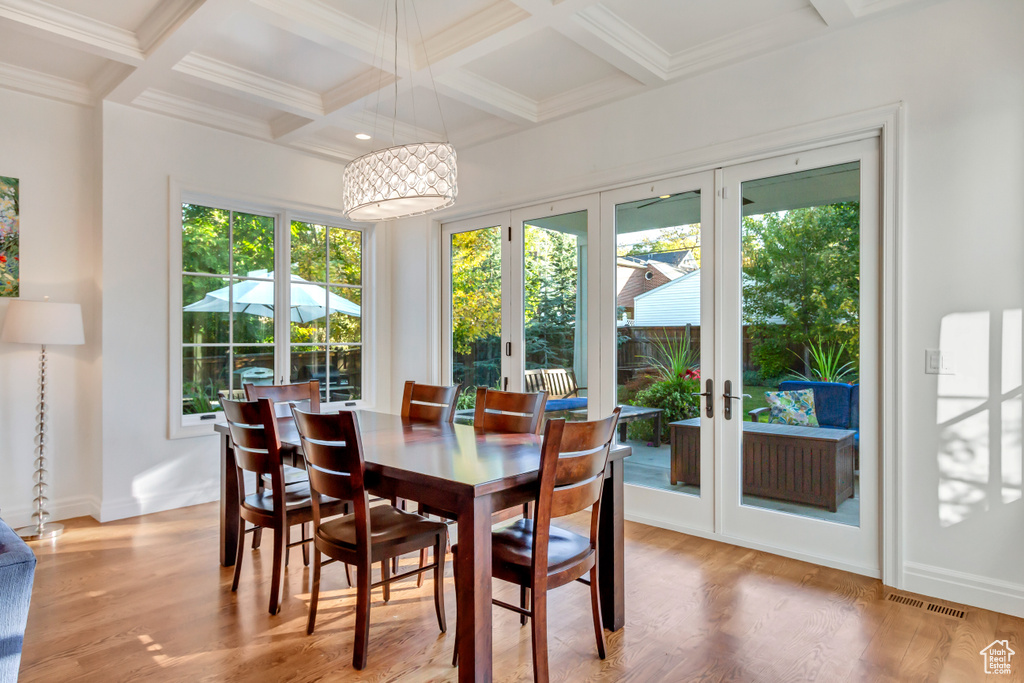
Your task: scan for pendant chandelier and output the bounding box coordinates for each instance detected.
[343,0,457,222]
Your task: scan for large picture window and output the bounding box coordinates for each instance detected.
[174,197,366,434]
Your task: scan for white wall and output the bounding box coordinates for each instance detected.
[0,90,101,526]
[390,0,1024,616]
[99,102,351,521]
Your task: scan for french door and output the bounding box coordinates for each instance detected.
[442,138,881,575]
[441,195,601,412]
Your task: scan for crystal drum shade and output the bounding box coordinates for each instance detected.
[343,142,457,222]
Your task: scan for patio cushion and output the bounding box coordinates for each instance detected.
[765,389,819,427]
[779,381,852,430]
[545,397,588,412]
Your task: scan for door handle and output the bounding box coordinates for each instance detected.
[722,380,751,420]
[691,378,714,418]
[505,341,511,356]
[503,376,508,391]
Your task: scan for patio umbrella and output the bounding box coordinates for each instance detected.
[184,271,360,323]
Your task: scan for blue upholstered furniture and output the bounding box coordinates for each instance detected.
[753,380,860,453]
[0,518,36,683]
[523,368,587,412]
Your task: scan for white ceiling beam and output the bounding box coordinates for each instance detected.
[558,5,667,86]
[537,72,643,122]
[808,0,858,27]
[0,0,143,65]
[174,53,325,118]
[134,88,272,139]
[102,0,251,105]
[434,71,537,125]
[0,60,93,105]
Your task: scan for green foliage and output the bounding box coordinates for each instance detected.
[743,202,860,375]
[524,225,579,371]
[750,337,791,379]
[628,376,700,444]
[641,334,698,381]
[0,176,19,297]
[790,340,856,383]
[617,223,701,267]
[182,380,218,415]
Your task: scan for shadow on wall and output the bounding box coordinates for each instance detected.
[937,309,1022,527]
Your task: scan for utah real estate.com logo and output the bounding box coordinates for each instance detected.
[980,640,1015,675]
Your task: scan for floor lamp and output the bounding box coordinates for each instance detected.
[1,296,84,540]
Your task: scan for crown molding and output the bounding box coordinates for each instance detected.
[437,69,538,124]
[570,5,670,83]
[136,0,202,53]
[808,0,858,26]
[422,1,529,67]
[0,0,143,64]
[0,61,93,106]
[287,138,356,162]
[538,72,642,122]
[249,0,381,64]
[174,53,324,118]
[134,89,272,140]
[321,66,395,115]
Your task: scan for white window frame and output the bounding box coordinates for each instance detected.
[168,183,374,439]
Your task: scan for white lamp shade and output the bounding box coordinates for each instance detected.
[1,299,84,346]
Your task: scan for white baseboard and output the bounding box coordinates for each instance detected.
[903,562,1024,619]
[0,495,101,528]
[99,485,220,522]
[624,511,881,579]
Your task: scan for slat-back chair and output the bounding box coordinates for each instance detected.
[401,380,462,423]
[221,397,348,615]
[473,386,548,434]
[243,381,321,550]
[452,408,621,682]
[291,407,449,671]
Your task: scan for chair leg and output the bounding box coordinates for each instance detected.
[520,586,530,626]
[432,535,447,633]
[285,525,291,568]
[307,550,322,635]
[344,563,352,587]
[589,564,607,659]
[269,526,286,615]
[252,526,263,550]
[231,518,246,592]
[417,547,428,588]
[531,589,550,683]
[451,550,459,667]
[353,564,372,670]
[382,559,391,603]
[301,523,309,567]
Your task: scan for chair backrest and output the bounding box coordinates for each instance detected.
[523,369,546,394]
[473,386,548,434]
[532,409,620,576]
[245,380,321,413]
[291,408,370,541]
[221,397,286,497]
[401,381,462,423]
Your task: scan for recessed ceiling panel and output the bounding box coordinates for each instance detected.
[321,0,505,42]
[43,0,167,32]
[199,10,368,93]
[369,87,501,138]
[600,0,811,55]
[0,29,107,83]
[464,28,624,103]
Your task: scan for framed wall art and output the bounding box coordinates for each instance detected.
[1,175,18,297]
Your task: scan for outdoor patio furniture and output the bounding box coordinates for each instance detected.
[670,418,856,512]
[524,368,587,412]
[749,380,860,465]
[574,404,662,444]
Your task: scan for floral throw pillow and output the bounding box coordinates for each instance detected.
[764,389,819,427]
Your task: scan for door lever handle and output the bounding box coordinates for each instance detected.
[690,378,714,418]
[722,380,749,420]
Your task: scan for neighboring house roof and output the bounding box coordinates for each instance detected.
[631,249,697,272]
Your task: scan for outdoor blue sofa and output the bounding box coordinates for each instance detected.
[524,368,587,411]
[751,380,860,457]
[0,518,35,682]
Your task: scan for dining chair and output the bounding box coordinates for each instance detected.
[472,386,548,434]
[398,381,462,584]
[291,407,449,670]
[243,380,321,552]
[452,408,621,682]
[221,397,349,615]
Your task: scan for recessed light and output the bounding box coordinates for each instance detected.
[355,133,372,140]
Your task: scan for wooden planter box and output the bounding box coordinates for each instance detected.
[670,418,856,512]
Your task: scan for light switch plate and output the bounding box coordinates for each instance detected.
[925,349,954,375]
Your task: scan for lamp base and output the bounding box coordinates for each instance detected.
[17,522,63,541]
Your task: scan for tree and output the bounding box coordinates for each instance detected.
[742,202,860,378]
[451,227,503,389]
[617,223,701,267]
[524,226,578,370]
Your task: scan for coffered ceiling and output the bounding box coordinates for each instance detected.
[0,0,928,162]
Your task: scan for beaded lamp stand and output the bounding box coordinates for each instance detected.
[17,343,62,541]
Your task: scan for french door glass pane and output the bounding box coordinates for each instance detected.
[523,211,587,421]
[740,161,861,526]
[615,191,702,494]
[451,226,502,411]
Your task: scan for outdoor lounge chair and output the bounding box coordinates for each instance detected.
[524,368,587,412]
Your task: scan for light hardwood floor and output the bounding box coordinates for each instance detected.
[18,503,1021,682]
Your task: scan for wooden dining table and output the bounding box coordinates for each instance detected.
[215,410,630,682]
